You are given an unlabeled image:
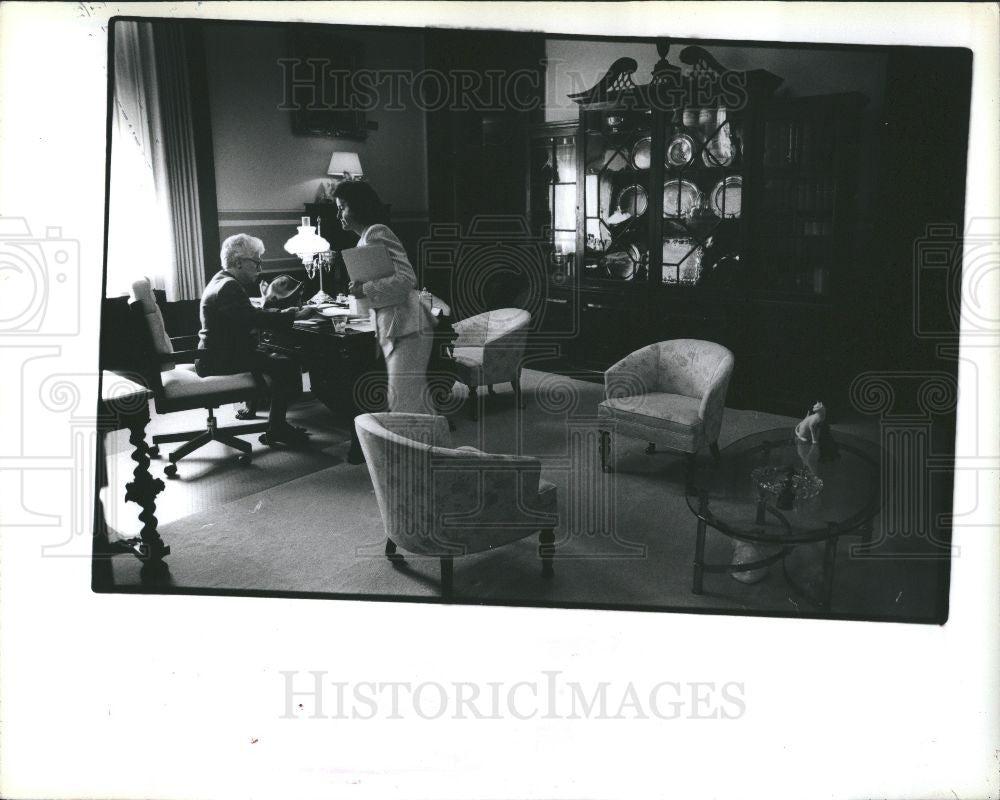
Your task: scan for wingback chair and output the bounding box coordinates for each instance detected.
[355,412,558,597]
[129,278,272,478]
[451,308,531,420]
[597,339,735,492]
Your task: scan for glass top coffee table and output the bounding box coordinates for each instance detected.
[685,428,882,609]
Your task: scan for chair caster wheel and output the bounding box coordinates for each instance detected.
[164,464,178,479]
[238,454,252,467]
[148,445,160,458]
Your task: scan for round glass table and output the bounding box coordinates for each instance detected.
[685,428,882,609]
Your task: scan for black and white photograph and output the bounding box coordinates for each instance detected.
[0,3,996,800]
[96,17,968,622]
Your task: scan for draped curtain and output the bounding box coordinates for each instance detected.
[106,21,205,300]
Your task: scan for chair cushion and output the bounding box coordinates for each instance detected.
[598,392,703,432]
[453,346,484,384]
[161,364,257,400]
[130,277,175,370]
[533,478,559,514]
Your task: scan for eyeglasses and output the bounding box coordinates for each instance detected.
[242,257,262,271]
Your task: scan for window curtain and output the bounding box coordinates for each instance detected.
[106,21,205,301]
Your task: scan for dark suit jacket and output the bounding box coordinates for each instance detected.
[196,270,294,376]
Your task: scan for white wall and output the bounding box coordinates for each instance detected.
[204,22,428,215]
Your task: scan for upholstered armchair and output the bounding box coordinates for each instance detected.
[355,412,558,597]
[130,278,273,478]
[451,308,531,419]
[597,339,735,492]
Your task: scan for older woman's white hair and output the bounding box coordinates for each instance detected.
[220,234,265,271]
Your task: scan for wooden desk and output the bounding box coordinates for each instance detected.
[261,322,385,440]
[262,312,461,438]
[94,372,169,565]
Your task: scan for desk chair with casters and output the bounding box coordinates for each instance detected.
[355,412,558,598]
[597,339,734,493]
[129,278,271,478]
[450,308,531,420]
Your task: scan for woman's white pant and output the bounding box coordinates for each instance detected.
[383,331,433,413]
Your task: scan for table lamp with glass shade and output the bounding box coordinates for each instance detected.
[284,217,332,302]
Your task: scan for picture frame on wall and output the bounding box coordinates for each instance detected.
[286,26,370,139]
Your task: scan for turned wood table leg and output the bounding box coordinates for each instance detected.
[123,415,168,561]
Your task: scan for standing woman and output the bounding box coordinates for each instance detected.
[334,181,434,414]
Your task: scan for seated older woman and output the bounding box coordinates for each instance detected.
[334,181,434,414]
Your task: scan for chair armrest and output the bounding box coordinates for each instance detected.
[697,358,734,443]
[166,348,200,364]
[170,334,199,351]
[371,413,452,448]
[604,346,657,399]
[451,314,490,348]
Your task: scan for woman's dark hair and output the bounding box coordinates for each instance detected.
[332,181,387,226]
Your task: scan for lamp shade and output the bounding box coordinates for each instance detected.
[327,151,363,178]
[284,216,330,262]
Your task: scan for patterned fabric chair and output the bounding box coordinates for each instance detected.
[355,412,558,597]
[129,278,273,478]
[597,339,734,492]
[451,308,531,420]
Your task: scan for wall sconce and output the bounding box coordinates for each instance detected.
[284,216,332,299]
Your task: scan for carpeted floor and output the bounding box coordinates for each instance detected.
[102,370,949,622]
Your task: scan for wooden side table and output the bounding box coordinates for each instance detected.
[95,372,169,564]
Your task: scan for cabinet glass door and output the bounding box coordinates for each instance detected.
[529,130,577,286]
[660,106,744,289]
[581,108,654,286]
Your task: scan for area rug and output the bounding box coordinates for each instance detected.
[105,371,946,621]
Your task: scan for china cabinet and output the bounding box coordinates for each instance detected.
[526,45,867,412]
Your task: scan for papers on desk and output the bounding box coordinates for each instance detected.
[318,306,352,318]
[293,315,374,333]
[341,245,395,283]
[344,319,375,333]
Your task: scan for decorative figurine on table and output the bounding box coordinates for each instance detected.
[795,400,840,462]
[796,439,821,475]
[795,401,827,443]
